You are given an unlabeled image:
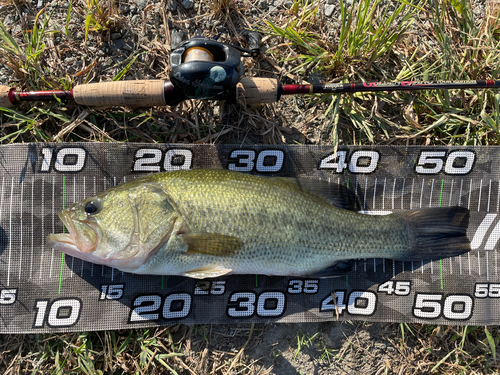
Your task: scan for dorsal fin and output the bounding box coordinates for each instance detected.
[280,177,360,211]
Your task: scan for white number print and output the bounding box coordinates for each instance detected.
[133,149,162,172]
[227,150,284,173]
[444,151,475,174]
[470,214,500,250]
[349,151,379,174]
[413,294,473,320]
[319,151,348,172]
[129,294,192,323]
[33,298,82,328]
[129,295,162,322]
[227,292,256,317]
[227,291,286,318]
[164,150,193,171]
[319,150,379,173]
[320,291,346,314]
[415,151,475,175]
[256,292,286,317]
[475,283,500,298]
[287,279,319,294]
[99,284,124,300]
[320,291,377,316]
[194,281,226,295]
[0,289,17,305]
[347,291,377,315]
[378,281,411,296]
[162,293,192,319]
[40,147,87,173]
[415,151,446,174]
[132,149,193,172]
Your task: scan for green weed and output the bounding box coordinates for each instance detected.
[265,0,422,76]
[0,9,52,86]
[293,331,318,361]
[84,0,122,43]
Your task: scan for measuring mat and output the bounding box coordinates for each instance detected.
[0,143,498,333]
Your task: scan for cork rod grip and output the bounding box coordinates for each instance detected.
[237,78,280,105]
[0,86,13,108]
[73,80,166,107]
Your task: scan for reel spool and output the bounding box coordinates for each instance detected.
[182,47,215,64]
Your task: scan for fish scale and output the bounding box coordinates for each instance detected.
[47,169,471,279]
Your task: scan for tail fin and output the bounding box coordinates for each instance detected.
[395,206,470,261]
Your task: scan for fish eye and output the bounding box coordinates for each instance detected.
[84,201,100,215]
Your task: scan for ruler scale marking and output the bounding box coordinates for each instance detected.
[401,178,405,210]
[91,176,96,278]
[392,178,396,210]
[420,179,424,273]
[429,177,435,278]
[39,177,45,279]
[478,179,483,212]
[410,178,414,273]
[488,180,492,212]
[6,178,14,287]
[449,180,454,207]
[18,180,24,280]
[49,176,55,278]
[70,175,76,277]
[30,178,34,279]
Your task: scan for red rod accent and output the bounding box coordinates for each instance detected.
[281,84,312,95]
[8,88,16,104]
[13,90,74,102]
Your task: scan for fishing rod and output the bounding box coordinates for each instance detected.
[1,35,499,109]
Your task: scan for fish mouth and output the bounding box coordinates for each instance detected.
[46,232,81,255]
[46,210,99,256]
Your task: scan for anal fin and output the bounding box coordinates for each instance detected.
[307,260,355,278]
[182,266,232,279]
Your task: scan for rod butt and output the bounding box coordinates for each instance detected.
[73,80,167,107]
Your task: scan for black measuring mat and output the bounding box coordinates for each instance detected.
[0,143,497,333]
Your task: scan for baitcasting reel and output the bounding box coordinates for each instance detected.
[169,35,260,103]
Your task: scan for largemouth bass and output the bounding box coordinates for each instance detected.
[46,169,470,279]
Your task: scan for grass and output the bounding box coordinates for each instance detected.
[0,8,51,86]
[84,0,123,44]
[4,323,495,374]
[0,0,500,373]
[264,0,500,146]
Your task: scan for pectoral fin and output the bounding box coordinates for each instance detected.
[181,233,242,256]
[182,265,232,279]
